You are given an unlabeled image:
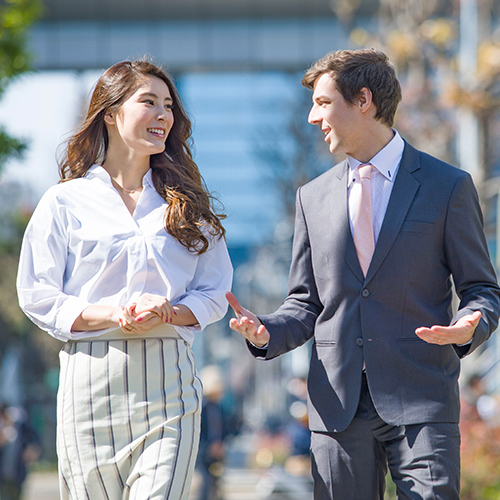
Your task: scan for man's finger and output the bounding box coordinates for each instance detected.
[257,324,268,336]
[469,310,482,326]
[226,291,243,316]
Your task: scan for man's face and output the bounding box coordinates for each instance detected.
[308,73,362,157]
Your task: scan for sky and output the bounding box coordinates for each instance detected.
[0,70,101,206]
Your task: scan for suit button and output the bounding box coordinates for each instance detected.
[356,337,364,347]
[362,289,370,298]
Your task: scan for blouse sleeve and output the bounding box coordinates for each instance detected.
[174,234,233,337]
[16,190,91,341]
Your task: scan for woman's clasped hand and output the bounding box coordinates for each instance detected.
[119,293,176,334]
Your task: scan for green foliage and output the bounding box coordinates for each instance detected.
[0,0,42,96]
[0,0,41,340]
[0,0,41,174]
[0,181,31,336]
[0,126,26,164]
[460,407,500,499]
[384,474,396,499]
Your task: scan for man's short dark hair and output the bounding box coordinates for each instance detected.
[302,49,402,127]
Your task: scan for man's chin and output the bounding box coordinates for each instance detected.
[328,143,340,155]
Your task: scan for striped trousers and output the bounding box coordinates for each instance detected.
[57,331,202,500]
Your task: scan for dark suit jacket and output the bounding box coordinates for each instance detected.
[250,141,500,433]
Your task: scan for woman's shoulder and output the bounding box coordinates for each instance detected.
[43,166,103,199]
[34,170,100,217]
[38,179,84,204]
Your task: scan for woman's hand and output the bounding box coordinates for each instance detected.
[72,294,188,334]
[117,293,177,335]
[117,293,199,334]
[131,293,177,323]
[118,304,164,335]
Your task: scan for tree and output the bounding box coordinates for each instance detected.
[0,0,42,173]
[0,0,57,462]
[0,0,42,341]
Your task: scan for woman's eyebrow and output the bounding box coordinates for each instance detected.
[139,92,173,102]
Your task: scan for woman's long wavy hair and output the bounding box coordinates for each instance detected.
[58,59,225,254]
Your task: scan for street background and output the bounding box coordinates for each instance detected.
[0,0,500,499]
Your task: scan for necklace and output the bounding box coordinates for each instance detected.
[111,178,143,194]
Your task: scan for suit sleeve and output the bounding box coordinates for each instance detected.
[445,173,500,357]
[257,187,323,360]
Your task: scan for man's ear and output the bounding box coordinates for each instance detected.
[358,87,374,115]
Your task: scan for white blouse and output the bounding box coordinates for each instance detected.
[17,165,233,344]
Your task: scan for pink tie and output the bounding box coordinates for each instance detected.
[353,163,375,276]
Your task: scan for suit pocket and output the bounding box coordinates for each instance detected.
[396,337,427,343]
[400,221,435,233]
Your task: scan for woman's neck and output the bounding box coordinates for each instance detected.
[102,152,150,192]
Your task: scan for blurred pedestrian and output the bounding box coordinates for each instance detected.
[284,400,311,479]
[0,404,40,500]
[17,59,233,499]
[196,365,227,500]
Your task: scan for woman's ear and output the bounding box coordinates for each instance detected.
[104,110,115,125]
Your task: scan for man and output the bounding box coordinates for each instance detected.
[227,49,500,499]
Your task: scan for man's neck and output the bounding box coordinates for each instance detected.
[351,126,395,164]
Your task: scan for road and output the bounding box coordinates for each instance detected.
[22,467,313,500]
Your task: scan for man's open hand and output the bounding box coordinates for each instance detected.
[415,311,481,345]
[226,292,270,347]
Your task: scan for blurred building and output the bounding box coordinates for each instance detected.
[2,0,381,434]
[20,0,384,248]
[2,0,499,442]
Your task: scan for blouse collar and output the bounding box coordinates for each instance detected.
[86,164,153,189]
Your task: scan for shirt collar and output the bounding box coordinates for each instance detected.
[86,164,153,189]
[143,168,154,189]
[347,130,404,183]
[86,164,109,182]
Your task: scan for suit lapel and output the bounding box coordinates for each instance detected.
[365,142,421,282]
[328,160,365,283]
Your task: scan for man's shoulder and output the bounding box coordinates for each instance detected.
[403,141,468,182]
[301,160,346,193]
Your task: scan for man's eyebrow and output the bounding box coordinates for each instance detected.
[139,92,173,101]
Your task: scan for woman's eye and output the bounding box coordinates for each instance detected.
[165,104,174,110]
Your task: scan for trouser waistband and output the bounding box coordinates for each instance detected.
[68,324,180,342]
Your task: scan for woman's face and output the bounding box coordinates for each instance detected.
[106,74,175,158]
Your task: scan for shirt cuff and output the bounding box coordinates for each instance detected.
[249,341,269,349]
[55,297,91,338]
[456,337,474,347]
[175,294,211,331]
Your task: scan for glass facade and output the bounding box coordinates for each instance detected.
[180,71,301,247]
[0,69,308,250]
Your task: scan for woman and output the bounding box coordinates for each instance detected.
[17,60,233,500]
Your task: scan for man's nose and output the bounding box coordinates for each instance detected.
[308,105,320,125]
